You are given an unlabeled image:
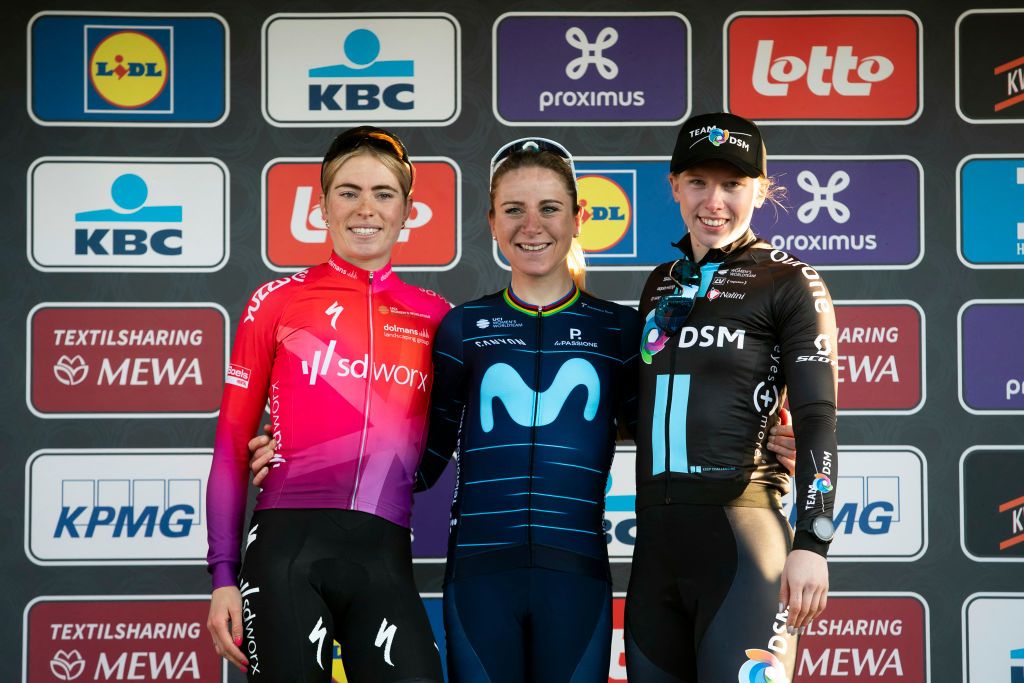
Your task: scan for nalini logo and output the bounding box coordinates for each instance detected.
[50,649,85,680]
[88,29,170,111]
[53,355,89,386]
[307,28,414,112]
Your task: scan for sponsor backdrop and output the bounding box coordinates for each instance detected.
[4,1,1022,680]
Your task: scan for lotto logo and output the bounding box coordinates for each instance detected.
[725,12,921,123]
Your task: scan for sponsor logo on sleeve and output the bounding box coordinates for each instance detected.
[796,593,929,681]
[27,303,228,418]
[29,158,228,272]
[957,155,1024,268]
[725,12,921,124]
[493,13,689,125]
[962,593,1024,682]
[956,10,1024,123]
[23,595,225,681]
[833,301,925,414]
[263,158,460,271]
[262,14,459,126]
[960,447,1024,562]
[753,157,922,269]
[26,450,211,565]
[958,300,1024,414]
[28,12,228,126]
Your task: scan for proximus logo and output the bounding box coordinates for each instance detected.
[479,358,600,432]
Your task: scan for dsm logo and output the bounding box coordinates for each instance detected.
[28,12,228,126]
[262,14,460,126]
[26,450,212,565]
[29,158,229,272]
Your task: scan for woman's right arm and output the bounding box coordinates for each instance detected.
[415,307,467,491]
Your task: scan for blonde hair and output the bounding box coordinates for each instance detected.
[489,150,587,290]
[321,147,413,198]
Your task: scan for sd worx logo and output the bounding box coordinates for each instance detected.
[725,11,922,124]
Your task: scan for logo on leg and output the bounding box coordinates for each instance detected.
[375,618,397,667]
[309,616,327,670]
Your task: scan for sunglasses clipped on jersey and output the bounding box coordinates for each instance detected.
[655,258,702,336]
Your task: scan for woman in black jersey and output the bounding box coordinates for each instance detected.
[626,113,839,683]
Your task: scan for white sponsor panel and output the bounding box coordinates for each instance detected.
[605,445,637,559]
[782,446,926,561]
[26,450,211,565]
[28,158,228,272]
[262,14,460,125]
[962,593,1024,682]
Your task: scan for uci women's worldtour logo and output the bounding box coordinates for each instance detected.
[956,10,1024,123]
[725,11,921,124]
[262,14,460,125]
[262,158,460,272]
[493,12,690,125]
[28,12,228,125]
[958,300,1024,414]
[29,158,229,272]
[752,157,923,269]
[25,450,211,565]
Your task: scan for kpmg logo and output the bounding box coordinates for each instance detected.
[493,13,690,125]
[957,156,1024,268]
[833,301,925,414]
[958,300,1024,414]
[262,158,460,271]
[960,447,1024,562]
[29,158,229,272]
[28,12,228,126]
[725,12,922,124]
[26,450,212,565]
[963,594,1024,682]
[262,14,460,125]
[752,157,923,269]
[956,10,1024,123]
[479,359,600,432]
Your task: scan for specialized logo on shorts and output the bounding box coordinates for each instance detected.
[960,447,1024,561]
[958,300,1024,414]
[479,359,600,432]
[310,616,327,670]
[963,594,1024,682]
[725,12,921,123]
[957,156,1024,268]
[956,10,1024,123]
[263,158,460,271]
[752,157,922,269]
[493,13,689,125]
[262,14,460,125]
[28,12,227,125]
[375,618,397,667]
[27,303,228,418]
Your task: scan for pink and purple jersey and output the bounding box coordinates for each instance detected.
[206,252,450,589]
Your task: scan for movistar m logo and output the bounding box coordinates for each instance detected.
[479,359,600,432]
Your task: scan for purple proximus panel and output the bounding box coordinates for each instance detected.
[961,303,1024,411]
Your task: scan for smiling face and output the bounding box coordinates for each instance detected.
[319,152,412,271]
[669,159,766,262]
[489,165,580,288]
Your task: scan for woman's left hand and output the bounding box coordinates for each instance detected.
[778,549,828,634]
[767,407,797,475]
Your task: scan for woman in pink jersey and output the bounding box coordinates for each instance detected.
[206,127,448,682]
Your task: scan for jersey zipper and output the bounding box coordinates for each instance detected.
[528,305,544,564]
[664,337,678,504]
[351,270,374,507]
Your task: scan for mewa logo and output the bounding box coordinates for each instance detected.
[479,358,600,431]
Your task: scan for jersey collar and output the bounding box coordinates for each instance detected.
[327,251,395,285]
[503,284,580,317]
[673,228,758,266]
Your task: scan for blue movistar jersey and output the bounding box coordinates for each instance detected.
[417,285,640,582]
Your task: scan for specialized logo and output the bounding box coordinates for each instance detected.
[493,13,689,124]
[962,594,1024,682]
[310,616,327,670]
[958,301,1024,413]
[24,596,221,681]
[956,10,1024,123]
[958,156,1024,268]
[375,618,397,667]
[325,301,344,329]
[28,13,227,125]
[262,14,459,125]
[29,159,229,272]
[479,359,600,432]
[753,157,921,269]
[28,304,227,418]
[577,173,633,255]
[263,158,459,271]
[725,12,921,122]
[796,594,928,679]
[961,447,1024,561]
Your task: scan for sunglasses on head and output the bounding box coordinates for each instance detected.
[322,126,414,181]
[654,258,701,336]
[489,137,577,185]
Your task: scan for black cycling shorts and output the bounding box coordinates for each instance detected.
[237,509,442,682]
[624,504,797,683]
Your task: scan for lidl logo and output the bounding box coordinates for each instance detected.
[578,174,634,254]
[29,12,227,126]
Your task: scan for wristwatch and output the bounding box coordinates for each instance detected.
[810,516,836,543]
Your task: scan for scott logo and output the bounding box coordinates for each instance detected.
[480,358,600,432]
[752,40,894,97]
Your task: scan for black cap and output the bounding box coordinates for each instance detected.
[669,112,767,178]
